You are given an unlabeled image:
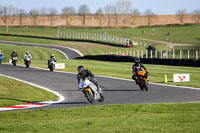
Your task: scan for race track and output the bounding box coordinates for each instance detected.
[0,40,83,59]
[0,41,200,110]
[1,64,200,110]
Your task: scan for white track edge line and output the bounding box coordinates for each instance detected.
[0,73,65,111]
[53,48,69,60]
[0,40,84,57]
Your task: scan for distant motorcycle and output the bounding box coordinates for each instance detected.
[25,58,31,68]
[79,78,104,103]
[0,55,3,64]
[12,56,18,66]
[49,60,55,72]
[136,68,148,91]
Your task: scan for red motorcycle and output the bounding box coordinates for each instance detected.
[136,68,148,91]
[12,56,18,66]
[25,58,31,68]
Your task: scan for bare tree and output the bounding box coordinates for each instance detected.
[39,7,47,26]
[78,4,90,26]
[0,6,3,24]
[191,9,200,25]
[144,9,156,26]
[8,6,18,25]
[17,9,26,26]
[115,0,133,26]
[1,6,9,26]
[47,7,58,27]
[61,6,75,27]
[176,9,187,24]
[103,4,115,26]
[113,5,118,27]
[95,8,104,26]
[131,9,140,26]
[29,8,39,27]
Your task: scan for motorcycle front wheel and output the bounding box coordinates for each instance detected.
[84,89,95,103]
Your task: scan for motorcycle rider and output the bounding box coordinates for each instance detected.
[77,65,102,94]
[11,50,18,58]
[48,54,56,67]
[24,51,32,64]
[0,49,4,64]
[132,58,148,84]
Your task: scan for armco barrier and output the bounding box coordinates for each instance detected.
[76,55,200,67]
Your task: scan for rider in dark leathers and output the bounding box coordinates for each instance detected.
[77,65,102,94]
[132,58,148,84]
[11,50,18,58]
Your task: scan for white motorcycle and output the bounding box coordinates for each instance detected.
[25,57,31,68]
[79,78,104,103]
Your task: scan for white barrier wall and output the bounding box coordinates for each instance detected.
[173,74,190,82]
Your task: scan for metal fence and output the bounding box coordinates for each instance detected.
[104,49,199,60]
[56,31,129,46]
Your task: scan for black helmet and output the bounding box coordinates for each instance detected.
[77,65,84,72]
[135,58,141,64]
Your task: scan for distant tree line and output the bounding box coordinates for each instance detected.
[0,0,199,27]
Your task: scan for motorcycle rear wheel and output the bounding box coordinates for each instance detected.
[13,61,16,66]
[143,80,148,91]
[84,90,95,103]
[98,93,104,102]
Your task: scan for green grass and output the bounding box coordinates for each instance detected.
[1,103,200,133]
[0,25,199,44]
[0,75,58,107]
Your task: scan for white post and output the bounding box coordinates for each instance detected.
[161,50,163,59]
[173,50,175,59]
[180,49,182,59]
[188,49,190,59]
[146,50,148,58]
[196,50,199,60]
[141,50,143,58]
[151,50,153,58]
[155,50,157,58]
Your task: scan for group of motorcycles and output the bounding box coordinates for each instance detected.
[10,55,31,68]
[79,67,148,103]
[0,52,148,104]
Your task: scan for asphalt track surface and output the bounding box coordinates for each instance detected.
[1,64,200,110]
[0,41,200,110]
[0,40,83,59]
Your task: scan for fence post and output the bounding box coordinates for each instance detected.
[196,50,199,60]
[161,50,162,59]
[188,50,190,59]
[173,50,175,59]
[141,50,143,58]
[146,50,148,58]
[180,49,182,59]
[155,50,157,58]
[151,50,153,58]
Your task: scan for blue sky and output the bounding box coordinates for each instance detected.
[0,0,199,14]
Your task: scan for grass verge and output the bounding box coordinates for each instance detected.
[0,103,200,133]
[0,75,58,107]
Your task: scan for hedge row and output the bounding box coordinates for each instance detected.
[76,55,200,67]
